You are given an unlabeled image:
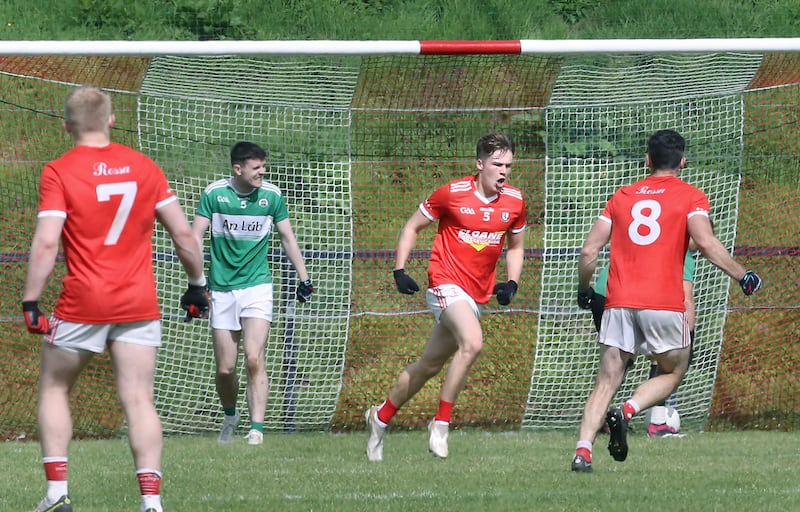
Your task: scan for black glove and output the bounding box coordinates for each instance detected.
[22,301,51,334]
[181,284,210,320]
[393,269,420,294]
[493,280,518,306]
[296,278,314,302]
[577,287,595,310]
[738,270,763,296]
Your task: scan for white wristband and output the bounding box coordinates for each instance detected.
[188,274,207,287]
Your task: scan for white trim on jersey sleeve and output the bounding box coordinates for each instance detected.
[37,210,67,219]
[155,195,178,210]
[687,210,709,219]
[598,214,612,224]
[419,202,437,222]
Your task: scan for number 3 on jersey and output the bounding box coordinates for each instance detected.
[628,199,661,245]
[96,181,138,246]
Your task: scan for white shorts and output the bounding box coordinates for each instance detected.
[426,284,482,323]
[599,307,690,355]
[211,283,273,330]
[44,318,161,354]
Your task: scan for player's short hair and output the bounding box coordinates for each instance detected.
[64,85,111,135]
[647,129,685,170]
[231,141,267,166]
[476,133,515,161]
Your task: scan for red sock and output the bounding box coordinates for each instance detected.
[576,447,592,462]
[43,458,68,481]
[434,399,454,423]
[137,470,162,496]
[623,402,637,421]
[377,398,398,424]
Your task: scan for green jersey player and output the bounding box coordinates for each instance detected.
[191,141,313,446]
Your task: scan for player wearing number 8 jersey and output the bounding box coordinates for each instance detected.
[601,178,705,312]
[571,129,763,473]
[22,86,207,512]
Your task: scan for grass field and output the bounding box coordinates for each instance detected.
[3,430,799,511]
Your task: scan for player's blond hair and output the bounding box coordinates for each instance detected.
[64,85,112,135]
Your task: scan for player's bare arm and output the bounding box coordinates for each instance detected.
[157,201,205,280]
[504,229,525,283]
[394,209,432,270]
[190,213,210,253]
[687,214,746,280]
[22,216,65,302]
[276,218,310,282]
[578,219,611,291]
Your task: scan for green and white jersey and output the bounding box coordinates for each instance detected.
[197,177,289,291]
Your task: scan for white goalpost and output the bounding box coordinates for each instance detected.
[0,39,795,437]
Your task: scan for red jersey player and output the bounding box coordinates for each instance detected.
[571,129,763,473]
[22,85,208,512]
[365,133,527,461]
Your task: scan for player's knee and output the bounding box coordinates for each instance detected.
[455,338,483,364]
[216,365,238,379]
[243,353,266,372]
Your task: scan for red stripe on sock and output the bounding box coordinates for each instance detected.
[44,460,67,481]
[137,472,161,496]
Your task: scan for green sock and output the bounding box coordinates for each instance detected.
[251,422,264,433]
[223,407,237,417]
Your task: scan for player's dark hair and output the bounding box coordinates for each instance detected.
[647,129,685,170]
[231,141,267,166]
[476,133,515,160]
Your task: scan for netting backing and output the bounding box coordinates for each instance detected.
[138,56,358,433]
[0,49,797,440]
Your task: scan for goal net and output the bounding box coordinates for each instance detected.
[0,41,797,439]
[523,52,762,431]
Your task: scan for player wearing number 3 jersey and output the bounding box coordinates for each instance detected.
[571,129,763,473]
[22,85,207,512]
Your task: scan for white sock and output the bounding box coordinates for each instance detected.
[46,481,68,502]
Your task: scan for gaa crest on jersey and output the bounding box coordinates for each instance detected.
[501,212,510,222]
[259,198,269,208]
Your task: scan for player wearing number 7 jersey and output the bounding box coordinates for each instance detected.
[571,129,762,473]
[22,85,207,512]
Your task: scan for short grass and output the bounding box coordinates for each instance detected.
[3,430,799,512]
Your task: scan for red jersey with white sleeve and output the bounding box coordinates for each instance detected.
[420,175,526,304]
[602,174,709,311]
[37,142,178,323]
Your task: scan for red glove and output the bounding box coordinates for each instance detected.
[22,301,51,334]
